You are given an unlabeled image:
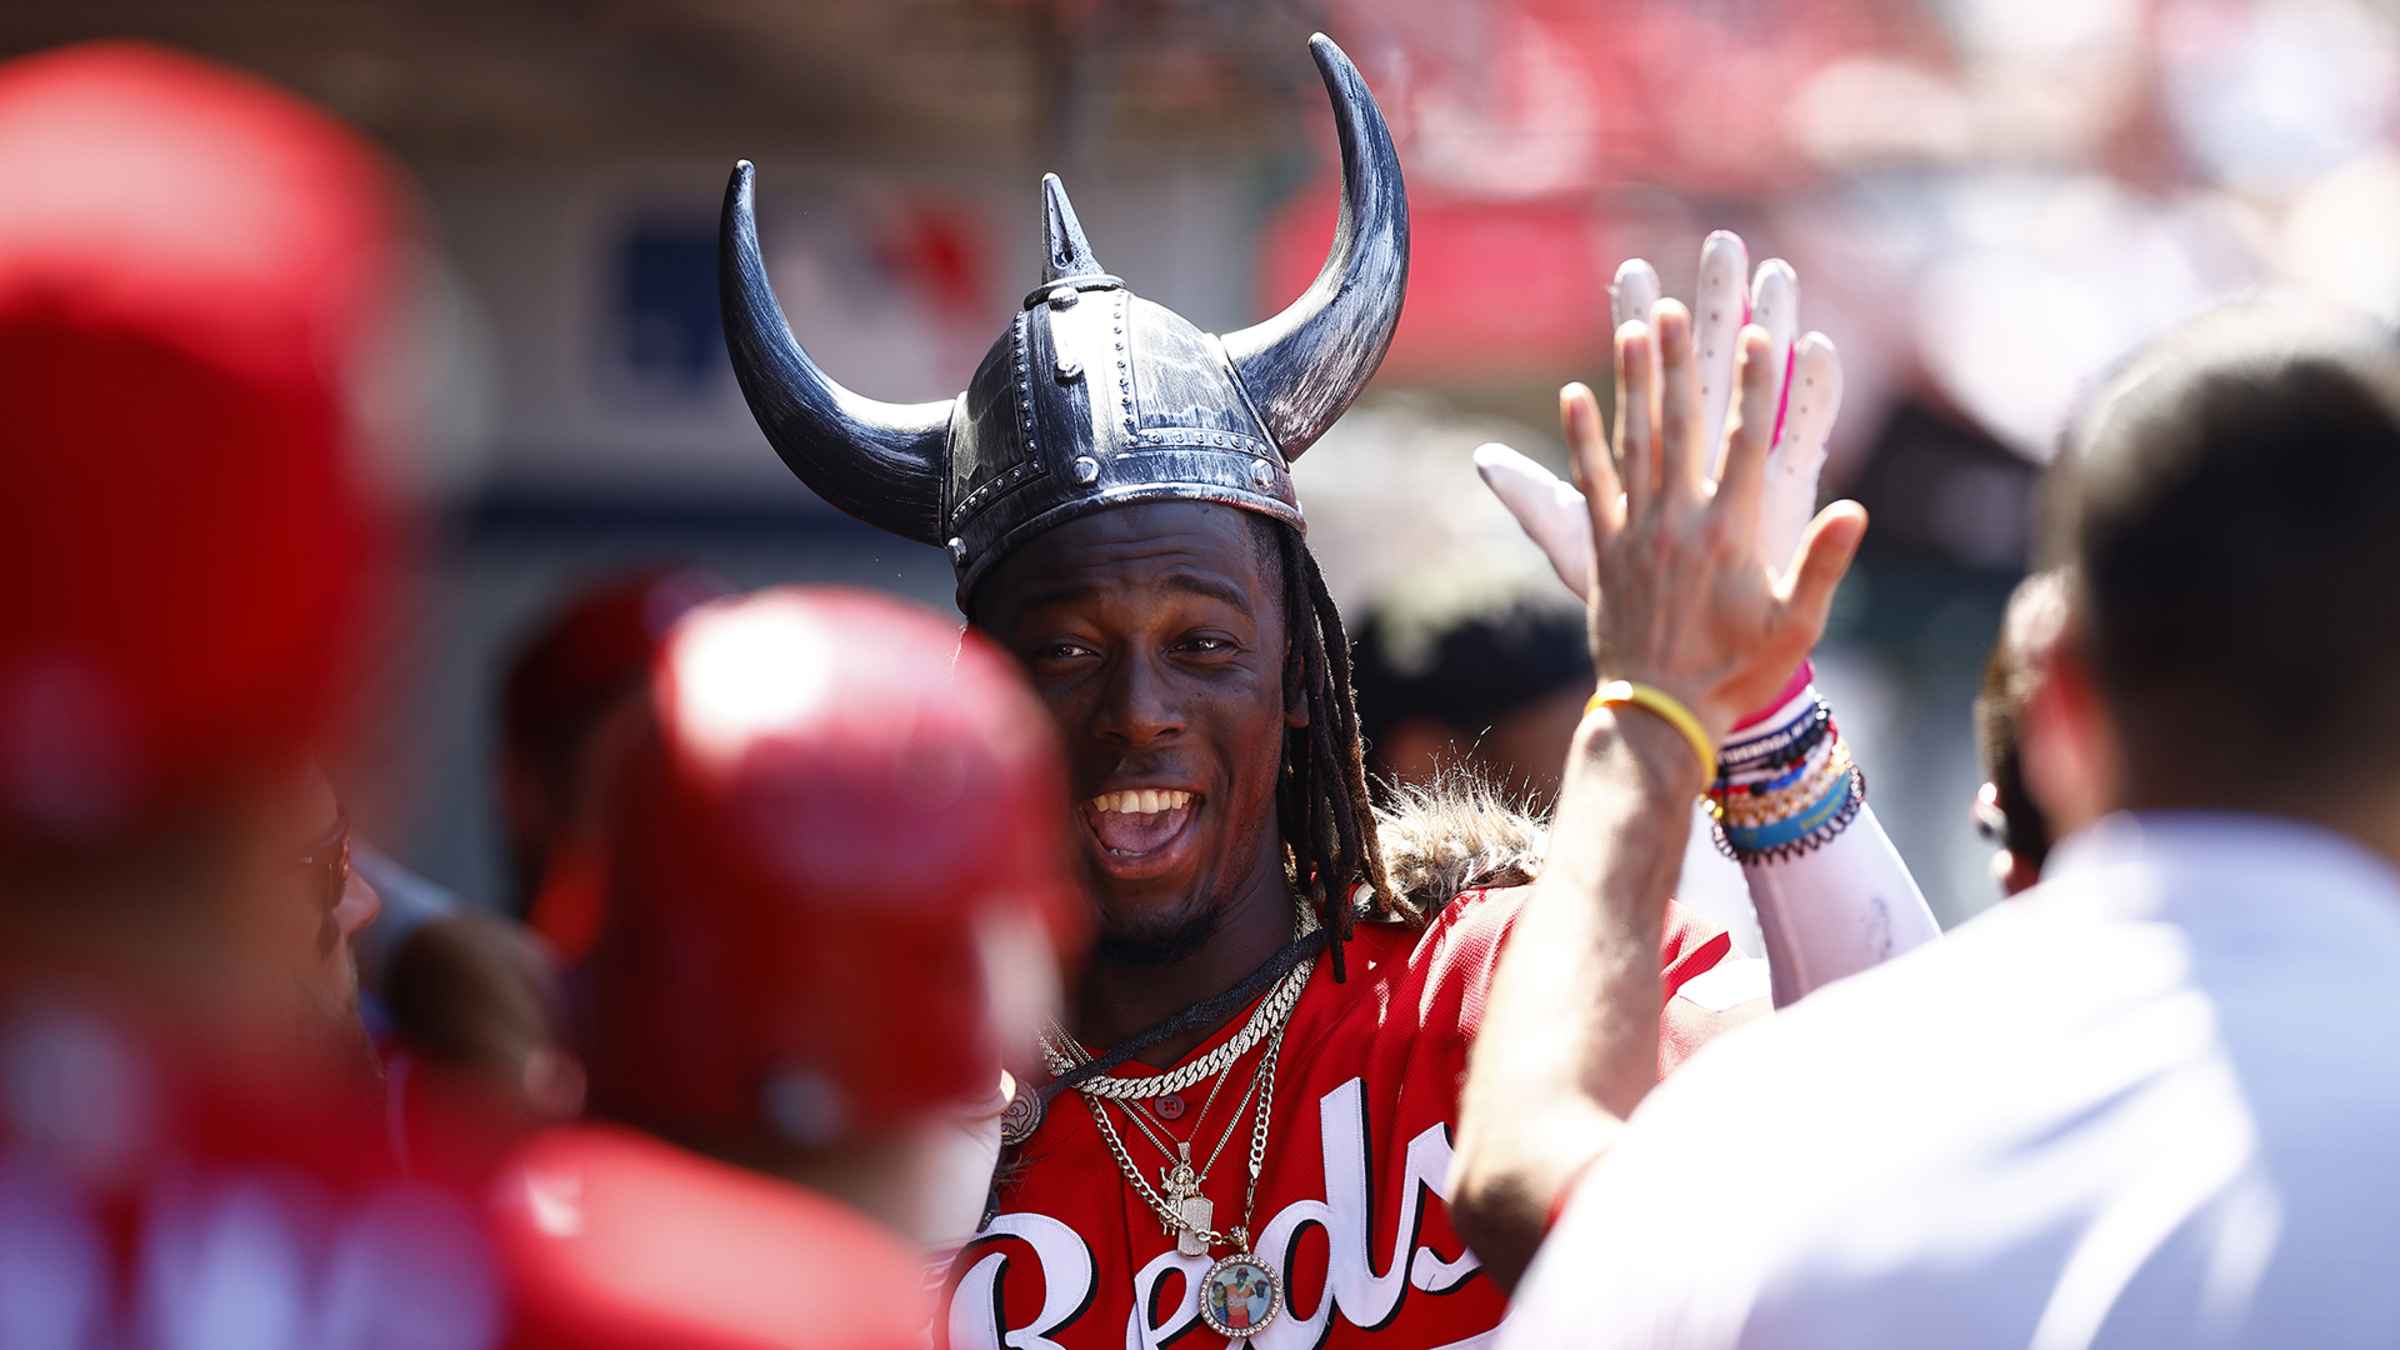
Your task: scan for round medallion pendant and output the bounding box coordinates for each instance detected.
[999,1083,1044,1146]
[1197,1251,1280,1340]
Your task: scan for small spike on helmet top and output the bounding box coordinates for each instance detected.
[1040,173,1106,284]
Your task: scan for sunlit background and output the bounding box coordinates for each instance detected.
[15,0,2396,927]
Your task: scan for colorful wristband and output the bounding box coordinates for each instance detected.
[1731,659,1814,733]
[1588,681,1715,780]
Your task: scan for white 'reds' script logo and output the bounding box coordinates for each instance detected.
[947,1077,1489,1349]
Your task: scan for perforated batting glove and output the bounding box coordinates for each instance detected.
[1476,231,1844,608]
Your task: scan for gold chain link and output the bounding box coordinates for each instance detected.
[1046,893,1314,1253]
[1079,998,1293,1252]
[1038,897,1317,1100]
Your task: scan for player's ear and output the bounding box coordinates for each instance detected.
[1283,630,1312,731]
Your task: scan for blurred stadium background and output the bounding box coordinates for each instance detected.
[11,0,2395,928]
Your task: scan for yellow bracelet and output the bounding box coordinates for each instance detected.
[1587,681,1716,780]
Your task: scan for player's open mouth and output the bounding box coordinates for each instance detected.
[1080,788,1201,877]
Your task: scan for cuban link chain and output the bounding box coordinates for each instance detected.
[1037,895,1316,1099]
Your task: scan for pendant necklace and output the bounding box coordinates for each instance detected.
[1043,895,1314,1340]
[1076,1014,1293,1340]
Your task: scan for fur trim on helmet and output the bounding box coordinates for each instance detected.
[1365,766,1549,920]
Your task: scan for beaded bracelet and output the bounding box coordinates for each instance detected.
[1713,746,1853,826]
[1720,733,1838,796]
[1722,767,1867,863]
[1714,714,1836,792]
[1714,725,1837,804]
[1719,751,1853,830]
[1715,775,1843,832]
[1706,685,1867,863]
[1717,700,1833,768]
[1710,755,1824,823]
[1713,765,1867,863]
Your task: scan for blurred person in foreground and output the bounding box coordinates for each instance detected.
[0,41,403,1081]
[490,586,1084,1345]
[1974,568,2072,896]
[358,845,582,1123]
[346,568,731,1120]
[0,40,532,1342]
[496,566,731,951]
[0,43,865,1348]
[720,32,1931,1339]
[1484,299,2400,1347]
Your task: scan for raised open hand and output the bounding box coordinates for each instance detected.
[1561,306,1866,747]
[1475,232,1844,609]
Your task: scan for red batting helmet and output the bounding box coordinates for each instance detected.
[581,587,1083,1147]
[505,566,734,958]
[500,567,735,786]
[0,43,404,836]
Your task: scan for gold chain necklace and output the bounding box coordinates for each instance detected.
[1077,1014,1286,1246]
[1037,896,1317,1100]
[1077,1016,1292,1338]
[1076,977,1302,1340]
[1123,1049,1240,1164]
[1049,1018,1246,1212]
[1044,893,1317,1340]
[1128,1043,1268,1243]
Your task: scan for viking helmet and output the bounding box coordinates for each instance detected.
[721,33,1408,604]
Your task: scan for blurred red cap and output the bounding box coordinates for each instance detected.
[583,587,1084,1146]
[0,43,404,836]
[501,567,733,782]
[494,1124,929,1348]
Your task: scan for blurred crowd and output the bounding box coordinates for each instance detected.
[4,11,2400,1349]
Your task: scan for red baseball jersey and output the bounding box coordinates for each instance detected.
[0,998,927,1349]
[494,1124,929,1349]
[941,885,1731,1348]
[0,998,519,1348]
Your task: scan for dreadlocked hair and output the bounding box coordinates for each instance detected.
[1268,523,1412,981]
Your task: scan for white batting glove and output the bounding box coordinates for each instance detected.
[1476,231,1845,604]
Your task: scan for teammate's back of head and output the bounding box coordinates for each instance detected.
[2043,299,2400,835]
[576,585,1084,1242]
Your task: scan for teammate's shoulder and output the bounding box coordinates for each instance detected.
[1430,882,1527,943]
[0,997,515,1346]
[494,1124,926,1350]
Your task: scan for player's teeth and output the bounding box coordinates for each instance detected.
[1087,789,1193,814]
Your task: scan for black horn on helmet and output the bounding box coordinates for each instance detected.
[720,32,1408,604]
